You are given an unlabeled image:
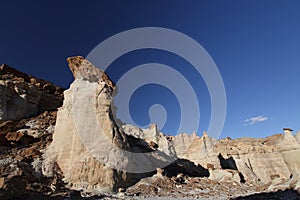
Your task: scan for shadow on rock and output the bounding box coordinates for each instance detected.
[232,189,300,200]
[164,158,210,178]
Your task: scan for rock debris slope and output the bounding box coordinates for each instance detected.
[0,110,65,198]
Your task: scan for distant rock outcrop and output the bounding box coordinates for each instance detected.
[174,131,221,169]
[171,131,300,191]
[122,123,176,158]
[0,64,64,122]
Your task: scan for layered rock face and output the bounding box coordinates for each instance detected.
[173,132,221,169]
[172,131,300,190]
[0,64,64,122]
[122,123,176,159]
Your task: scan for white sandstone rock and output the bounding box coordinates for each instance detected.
[42,56,176,194]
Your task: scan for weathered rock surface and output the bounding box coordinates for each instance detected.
[42,56,133,193]
[169,132,197,157]
[277,132,300,191]
[42,56,178,194]
[0,111,67,200]
[122,123,176,159]
[296,131,300,143]
[0,64,64,122]
[175,132,221,169]
[126,173,257,199]
[171,131,300,191]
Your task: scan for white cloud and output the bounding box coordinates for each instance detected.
[244,115,268,126]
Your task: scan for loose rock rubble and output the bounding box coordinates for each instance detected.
[0,111,67,199]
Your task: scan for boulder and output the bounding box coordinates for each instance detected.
[208,169,241,183]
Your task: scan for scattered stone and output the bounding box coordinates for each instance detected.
[156,168,164,177]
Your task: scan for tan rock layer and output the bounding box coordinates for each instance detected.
[172,131,300,187]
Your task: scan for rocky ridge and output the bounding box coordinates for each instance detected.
[175,132,300,184]
[0,64,64,122]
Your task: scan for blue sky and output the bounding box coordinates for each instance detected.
[0,1,299,138]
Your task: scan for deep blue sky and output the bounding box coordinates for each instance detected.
[0,1,299,138]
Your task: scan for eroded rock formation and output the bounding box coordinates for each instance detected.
[0,58,299,199]
[42,56,300,195]
[171,130,300,191]
[42,56,179,194]
[42,56,133,193]
[0,64,64,122]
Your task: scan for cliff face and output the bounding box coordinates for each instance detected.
[172,131,300,191]
[0,64,64,122]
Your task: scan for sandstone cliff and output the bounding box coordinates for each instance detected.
[171,131,300,191]
[42,56,132,193]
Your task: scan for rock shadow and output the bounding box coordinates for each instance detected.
[163,158,210,178]
[232,189,300,200]
[218,153,238,170]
